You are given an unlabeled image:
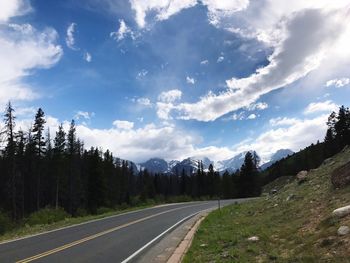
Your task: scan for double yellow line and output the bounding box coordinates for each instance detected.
[16,204,198,263]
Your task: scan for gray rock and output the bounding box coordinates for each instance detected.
[337,226,349,236]
[296,170,308,184]
[332,205,350,218]
[247,236,259,242]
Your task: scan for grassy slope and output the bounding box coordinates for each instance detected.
[184,147,350,262]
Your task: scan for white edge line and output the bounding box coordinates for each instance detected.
[121,209,210,263]
[0,202,201,246]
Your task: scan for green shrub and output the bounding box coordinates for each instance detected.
[75,207,88,217]
[96,207,113,215]
[26,207,70,226]
[0,212,12,235]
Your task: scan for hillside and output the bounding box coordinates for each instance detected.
[184,146,350,262]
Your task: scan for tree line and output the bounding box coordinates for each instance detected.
[0,103,261,221]
[262,105,350,184]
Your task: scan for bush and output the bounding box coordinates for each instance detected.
[0,212,12,235]
[96,207,114,215]
[75,207,88,217]
[26,207,70,226]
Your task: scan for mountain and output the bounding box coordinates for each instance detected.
[216,151,260,173]
[171,157,213,175]
[139,158,169,174]
[260,149,294,170]
[114,157,139,175]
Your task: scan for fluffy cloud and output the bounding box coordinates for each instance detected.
[304,100,338,115]
[247,113,257,119]
[170,7,350,121]
[136,97,152,107]
[113,120,134,130]
[110,19,135,41]
[200,59,209,65]
[326,77,350,88]
[0,0,31,23]
[0,23,62,105]
[66,23,78,50]
[216,56,224,63]
[84,52,92,62]
[74,111,95,120]
[158,89,182,103]
[269,117,299,127]
[186,76,195,84]
[238,114,329,162]
[245,102,268,111]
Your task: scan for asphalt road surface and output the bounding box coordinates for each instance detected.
[0,199,248,263]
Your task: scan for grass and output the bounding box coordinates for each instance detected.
[184,147,350,262]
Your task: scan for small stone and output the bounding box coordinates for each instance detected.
[337,226,350,236]
[274,203,278,207]
[247,236,259,242]
[200,243,208,247]
[332,205,350,218]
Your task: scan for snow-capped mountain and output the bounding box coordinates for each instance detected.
[171,157,214,175]
[260,149,294,170]
[215,151,260,173]
[139,158,169,174]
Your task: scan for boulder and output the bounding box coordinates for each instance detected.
[296,170,308,184]
[247,236,259,242]
[337,226,349,236]
[332,205,350,218]
[331,161,350,188]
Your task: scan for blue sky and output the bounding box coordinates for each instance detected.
[1,0,350,163]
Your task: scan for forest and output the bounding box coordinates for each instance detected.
[1,102,349,224]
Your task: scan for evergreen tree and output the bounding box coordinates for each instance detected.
[53,124,66,209]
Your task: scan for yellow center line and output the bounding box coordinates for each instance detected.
[16,203,202,263]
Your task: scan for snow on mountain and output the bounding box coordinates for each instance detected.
[139,158,168,174]
[215,151,260,173]
[260,149,294,170]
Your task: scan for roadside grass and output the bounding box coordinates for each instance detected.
[184,148,350,262]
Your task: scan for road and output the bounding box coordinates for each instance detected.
[0,199,247,263]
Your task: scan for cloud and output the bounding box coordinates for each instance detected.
[0,0,31,23]
[158,89,182,103]
[326,77,350,88]
[66,23,78,50]
[137,69,148,79]
[304,100,338,115]
[200,59,209,65]
[245,102,268,111]
[186,76,195,84]
[0,23,63,106]
[238,114,329,162]
[269,117,299,127]
[136,97,152,107]
[113,120,134,130]
[216,56,224,63]
[168,7,350,121]
[110,19,135,41]
[74,111,95,120]
[84,52,92,62]
[247,113,257,119]
[129,0,197,28]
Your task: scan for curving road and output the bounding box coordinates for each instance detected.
[0,199,247,263]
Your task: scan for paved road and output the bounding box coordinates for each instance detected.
[0,199,247,263]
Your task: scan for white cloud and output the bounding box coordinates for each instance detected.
[186,76,195,84]
[66,23,78,50]
[137,69,148,79]
[0,0,31,23]
[247,113,257,119]
[113,120,134,130]
[269,117,299,127]
[200,59,209,65]
[129,0,197,28]
[0,23,63,106]
[231,112,245,121]
[158,89,182,103]
[84,52,92,62]
[216,56,224,63]
[245,102,268,111]
[238,114,329,162]
[304,100,338,115]
[136,97,152,107]
[74,111,95,120]
[170,7,350,121]
[110,19,135,41]
[326,77,350,88]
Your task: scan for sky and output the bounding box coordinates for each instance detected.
[1,0,350,163]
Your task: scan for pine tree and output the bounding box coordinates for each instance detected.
[53,124,66,209]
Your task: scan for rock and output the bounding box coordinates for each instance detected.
[286,194,295,201]
[270,189,278,195]
[332,205,350,218]
[331,161,350,188]
[200,243,208,247]
[247,236,259,242]
[296,170,308,184]
[337,226,349,236]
